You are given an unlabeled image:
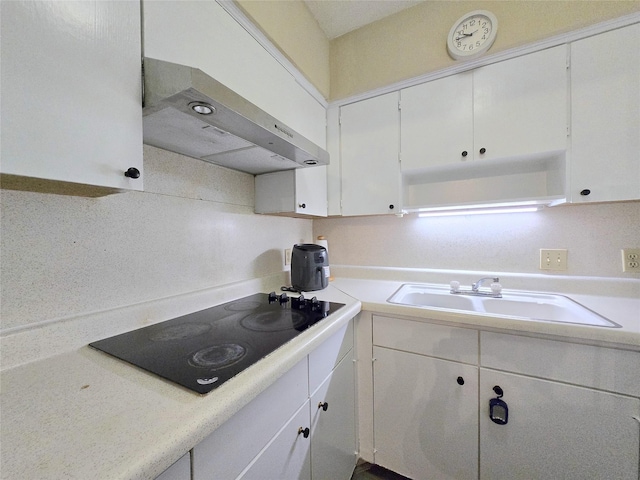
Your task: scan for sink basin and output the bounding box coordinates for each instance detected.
[388,284,620,328]
[394,291,476,310]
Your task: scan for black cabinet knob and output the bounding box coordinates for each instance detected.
[461,151,468,158]
[493,385,504,398]
[457,376,465,385]
[389,204,394,210]
[298,203,306,209]
[479,148,486,155]
[580,189,591,196]
[318,401,329,411]
[124,167,140,179]
[297,427,310,438]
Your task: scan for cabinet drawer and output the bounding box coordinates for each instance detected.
[238,401,312,480]
[373,315,478,364]
[192,358,308,480]
[481,331,640,397]
[309,320,353,394]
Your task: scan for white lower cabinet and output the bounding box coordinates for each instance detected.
[239,401,313,480]
[370,315,640,480]
[373,347,478,480]
[480,369,640,480]
[372,316,479,480]
[310,353,357,480]
[155,452,191,480]
[192,320,355,480]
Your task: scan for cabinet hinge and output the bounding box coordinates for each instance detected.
[398,100,401,111]
[141,57,145,107]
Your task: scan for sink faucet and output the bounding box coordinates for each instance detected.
[450,277,502,298]
[472,277,500,293]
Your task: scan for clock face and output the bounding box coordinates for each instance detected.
[447,10,498,60]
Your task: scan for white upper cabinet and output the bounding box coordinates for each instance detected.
[401,72,473,170]
[255,167,327,217]
[473,45,568,161]
[340,92,401,216]
[569,23,640,203]
[1,0,143,191]
[401,45,568,171]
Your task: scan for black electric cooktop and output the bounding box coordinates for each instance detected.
[90,292,345,394]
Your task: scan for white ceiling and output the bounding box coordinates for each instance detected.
[304,0,426,39]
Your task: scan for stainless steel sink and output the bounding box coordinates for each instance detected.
[387,284,620,328]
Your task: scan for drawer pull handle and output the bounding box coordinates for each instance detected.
[318,401,329,411]
[297,427,310,438]
[457,376,465,385]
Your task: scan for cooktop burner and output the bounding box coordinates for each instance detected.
[89,292,344,394]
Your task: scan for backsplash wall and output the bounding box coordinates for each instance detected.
[314,201,640,279]
[0,146,312,332]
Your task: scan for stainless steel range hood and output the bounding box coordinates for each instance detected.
[142,57,329,175]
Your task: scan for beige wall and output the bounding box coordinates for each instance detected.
[236,0,330,99]
[330,1,640,100]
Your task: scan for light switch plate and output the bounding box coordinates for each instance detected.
[284,248,292,266]
[621,248,640,272]
[540,249,568,271]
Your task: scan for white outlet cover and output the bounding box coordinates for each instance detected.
[621,248,640,272]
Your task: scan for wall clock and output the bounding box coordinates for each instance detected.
[447,10,498,60]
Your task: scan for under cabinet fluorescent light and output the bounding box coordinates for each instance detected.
[418,206,541,217]
[414,201,545,217]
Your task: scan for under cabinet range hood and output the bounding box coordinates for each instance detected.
[142,58,329,175]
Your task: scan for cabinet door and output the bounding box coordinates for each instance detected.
[340,93,401,216]
[569,24,640,203]
[373,346,478,480]
[155,453,190,480]
[295,167,328,216]
[255,168,327,217]
[401,72,474,170]
[310,352,356,480]
[0,0,143,190]
[480,369,640,480]
[473,45,568,161]
[238,401,312,480]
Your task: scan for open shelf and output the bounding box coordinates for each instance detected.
[401,151,566,212]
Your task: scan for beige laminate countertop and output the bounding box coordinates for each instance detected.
[0,285,360,480]
[1,272,638,480]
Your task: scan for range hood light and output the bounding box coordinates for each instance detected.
[304,160,318,165]
[190,102,215,115]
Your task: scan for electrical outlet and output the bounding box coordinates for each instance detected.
[539,249,568,271]
[284,248,292,266]
[621,248,640,272]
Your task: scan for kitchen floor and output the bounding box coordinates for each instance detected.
[351,461,411,480]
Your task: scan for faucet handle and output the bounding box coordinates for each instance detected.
[450,281,460,293]
[491,282,502,294]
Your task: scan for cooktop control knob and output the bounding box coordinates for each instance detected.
[292,295,306,309]
[278,293,289,304]
[268,291,278,303]
[310,297,320,311]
